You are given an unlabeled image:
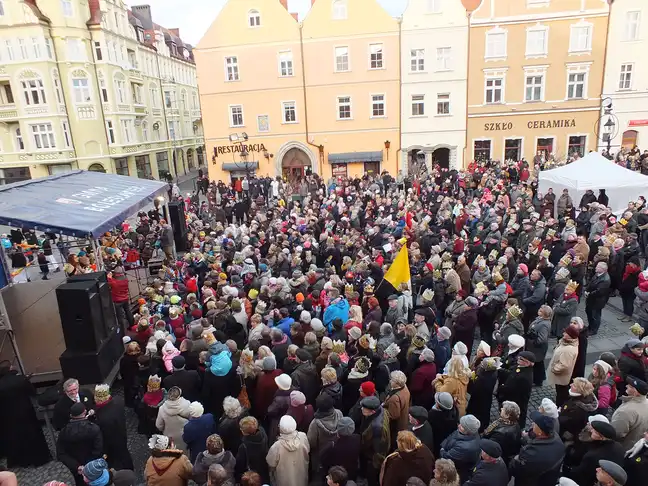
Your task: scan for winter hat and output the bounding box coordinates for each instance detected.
[435,392,454,411]
[409,406,428,423]
[460,414,481,435]
[296,293,305,303]
[172,355,186,370]
[70,402,86,418]
[289,390,306,406]
[437,326,452,340]
[360,395,381,410]
[321,336,333,350]
[453,341,468,356]
[348,327,362,340]
[564,325,580,339]
[518,263,529,276]
[311,318,325,332]
[361,381,376,396]
[558,478,580,486]
[337,416,355,436]
[508,334,525,350]
[279,415,297,434]
[316,393,335,412]
[189,401,204,418]
[588,414,610,425]
[420,348,435,362]
[262,357,276,371]
[148,434,170,451]
[540,398,559,418]
[82,458,109,485]
[296,348,311,362]
[477,340,491,356]
[594,359,612,375]
[275,374,292,391]
[300,310,312,323]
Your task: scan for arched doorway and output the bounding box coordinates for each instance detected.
[88,163,105,173]
[196,146,204,166]
[187,148,195,170]
[407,148,427,178]
[432,147,450,170]
[281,147,312,181]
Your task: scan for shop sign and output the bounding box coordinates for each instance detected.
[213,143,267,157]
[484,121,513,131]
[629,120,648,127]
[482,118,577,131]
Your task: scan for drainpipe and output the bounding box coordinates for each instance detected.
[463,11,472,169]
[299,23,324,176]
[397,18,402,174]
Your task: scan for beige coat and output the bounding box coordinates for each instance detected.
[144,450,193,486]
[547,337,579,386]
[611,395,648,449]
[445,270,461,295]
[384,386,411,432]
[434,374,469,416]
[155,397,191,453]
[266,431,310,486]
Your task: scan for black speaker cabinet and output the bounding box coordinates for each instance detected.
[67,271,108,284]
[59,329,123,385]
[57,280,107,352]
[168,201,188,252]
[67,271,119,336]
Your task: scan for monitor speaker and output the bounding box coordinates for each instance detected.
[67,271,119,336]
[168,201,188,252]
[59,329,123,385]
[57,280,107,352]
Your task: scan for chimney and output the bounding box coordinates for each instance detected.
[291,12,298,21]
[131,5,153,29]
[279,0,288,10]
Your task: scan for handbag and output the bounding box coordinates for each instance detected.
[237,375,251,409]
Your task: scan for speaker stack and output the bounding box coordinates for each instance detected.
[58,271,123,384]
[168,201,188,252]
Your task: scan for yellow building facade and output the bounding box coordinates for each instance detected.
[196,0,400,182]
[466,0,610,164]
[0,0,203,184]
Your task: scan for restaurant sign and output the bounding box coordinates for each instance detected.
[483,118,577,131]
[213,143,267,157]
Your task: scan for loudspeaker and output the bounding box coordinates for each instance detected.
[67,271,108,284]
[67,271,118,336]
[59,328,123,385]
[168,201,188,252]
[57,280,107,352]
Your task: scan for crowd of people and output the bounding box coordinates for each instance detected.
[3,158,648,486]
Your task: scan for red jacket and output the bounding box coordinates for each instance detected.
[108,275,129,303]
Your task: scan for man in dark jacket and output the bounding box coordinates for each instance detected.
[497,351,534,426]
[585,262,611,335]
[235,417,269,484]
[565,420,624,486]
[429,392,459,458]
[163,355,202,403]
[358,396,390,486]
[56,403,103,486]
[321,416,361,481]
[465,439,509,486]
[522,271,546,328]
[509,412,565,486]
[92,385,133,471]
[440,414,482,484]
[408,406,434,453]
[53,378,95,430]
[291,348,320,404]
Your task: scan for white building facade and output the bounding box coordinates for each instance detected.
[401,0,469,173]
[600,0,648,152]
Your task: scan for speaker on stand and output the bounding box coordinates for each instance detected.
[168,201,188,252]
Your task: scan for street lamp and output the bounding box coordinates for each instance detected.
[595,97,619,158]
[604,117,616,153]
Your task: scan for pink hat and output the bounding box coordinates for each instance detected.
[518,263,528,276]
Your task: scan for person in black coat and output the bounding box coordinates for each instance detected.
[56,403,103,486]
[497,351,534,427]
[201,357,242,419]
[92,385,133,471]
[565,420,625,486]
[0,363,50,468]
[465,439,510,486]
[428,392,459,458]
[119,343,141,408]
[408,406,435,454]
[624,430,648,486]
[52,378,95,430]
[235,417,270,484]
[453,300,479,358]
[320,416,361,481]
[482,401,522,465]
[466,358,499,432]
[163,355,202,403]
[558,379,599,442]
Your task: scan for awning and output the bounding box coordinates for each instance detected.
[0,170,167,237]
[328,151,383,164]
[222,161,259,171]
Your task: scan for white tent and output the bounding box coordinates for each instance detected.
[538,152,648,215]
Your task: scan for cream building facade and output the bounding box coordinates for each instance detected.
[0,0,203,184]
[196,0,400,183]
[401,0,469,173]
[466,0,610,165]
[599,0,648,151]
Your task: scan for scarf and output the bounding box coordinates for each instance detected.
[623,264,640,281]
[143,390,164,407]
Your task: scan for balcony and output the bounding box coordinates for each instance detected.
[191,109,201,120]
[0,104,19,121]
[25,106,49,116]
[109,140,170,157]
[134,104,147,116]
[117,104,131,112]
[167,108,179,116]
[9,150,76,164]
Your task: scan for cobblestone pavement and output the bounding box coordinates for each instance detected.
[5,298,636,486]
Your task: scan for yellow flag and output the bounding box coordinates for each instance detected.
[383,245,411,289]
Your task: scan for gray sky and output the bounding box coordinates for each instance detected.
[126,0,408,46]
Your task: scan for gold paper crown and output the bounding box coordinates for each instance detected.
[507,305,522,319]
[364,285,374,294]
[354,356,371,374]
[492,272,503,283]
[565,280,579,294]
[489,249,498,259]
[345,284,354,294]
[147,375,161,392]
[541,249,550,258]
[433,269,442,278]
[412,334,427,349]
[94,384,111,402]
[332,339,345,354]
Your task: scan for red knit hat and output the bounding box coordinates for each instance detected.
[361,381,376,396]
[425,263,434,273]
[564,324,580,339]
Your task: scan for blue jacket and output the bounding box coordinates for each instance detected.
[276,316,295,335]
[323,298,350,332]
[441,430,481,483]
[428,336,452,371]
[182,413,216,463]
[209,349,232,376]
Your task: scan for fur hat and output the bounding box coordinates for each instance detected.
[94,384,110,404]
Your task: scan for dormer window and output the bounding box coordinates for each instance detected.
[248,9,261,27]
[136,27,144,42]
[170,43,177,56]
[333,0,347,20]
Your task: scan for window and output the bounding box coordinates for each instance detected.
[504,139,522,160]
[32,37,41,59]
[5,40,13,61]
[282,101,297,123]
[369,44,383,69]
[411,95,425,116]
[53,76,63,104]
[61,0,73,17]
[569,24,592,53]
[45,38,53,59]
[168,121,177,139]
[257,114,270,132]
[225,56,239,81]
[278,51,294,77]
[485,77,503,104]
[72,78,91,103]
[61,121,71,148]
[332,0,347,20]
[120,119,134,144]
[142,121,149,142]
[156,152,170,176]
[410,49,425,72]
[150,86,159,107]
[337,96,352,119]
[625,11,641,41]
[526,28,548,56]
[248,9,261,27]
[474,140,491,161]
[106,121,115,144]
[525,74,543,101]
[230,105,244,127]
[192,92,198,109]
[132,83,142,104]
[437,93,450,115]
[0,0,4,16]
[152,122,160,141]
[99,78,109,102]
[0,82,14,104]
[567,72,586,99]
[619,63,633,90]
[21,79,47,105]
[485,31,507,59]
[31,123,56,149]
[335,46,349,72]
[428,0,442,13]
[332,163,347,179]
[14,128,24,151]
[371,94,385,117]
[127,49,137,69]
[66,39,85,61]
[94,41,102,61]
[568,135,586,157]
[115,77,127,103]
[436,47,452,70]
[115,158,129,176]
[18,39,28,60]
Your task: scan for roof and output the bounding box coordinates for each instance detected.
[0,171,167,238]
[25,0,51,23]
[328,151,383,164]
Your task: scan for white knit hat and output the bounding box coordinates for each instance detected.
[189,401,204,418]
[275,374,292,391]
[279,415,297,434]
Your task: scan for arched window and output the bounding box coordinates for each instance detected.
[332,0,347,20]
[71,69,92,103]
[88,163,106,173]
[114,72,127,104]
[248,9,261,27]
[181,89,187,109]
[19,69,46,105]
